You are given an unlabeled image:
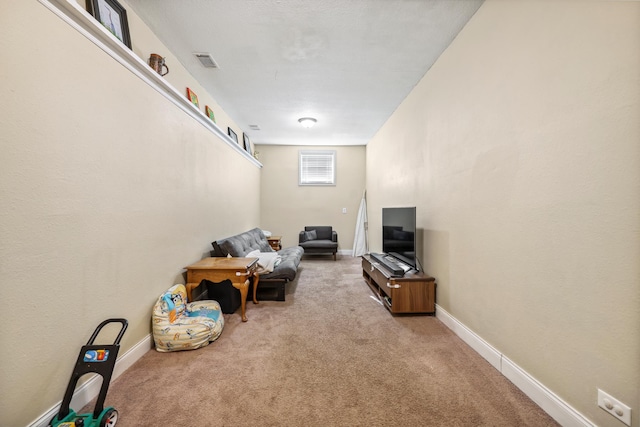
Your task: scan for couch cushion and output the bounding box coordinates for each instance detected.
[213,227,273,257]
[300,240,338,250]
[260,246,304,281]
[305,226,332,240]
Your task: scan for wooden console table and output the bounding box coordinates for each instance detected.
[362,254,436,314]
[185,257,259,322]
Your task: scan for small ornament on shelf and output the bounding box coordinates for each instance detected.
[205,105,216,122]
[186,88,199,108]
[148,53,169,76]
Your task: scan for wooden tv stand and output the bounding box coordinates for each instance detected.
[362,254,436,314]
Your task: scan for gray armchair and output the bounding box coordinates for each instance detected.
[299,226,338,260]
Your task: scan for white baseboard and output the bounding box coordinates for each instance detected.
[436,305,502,370]
[29,334,153,427]
[435,305,596,427]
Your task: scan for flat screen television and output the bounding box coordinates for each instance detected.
[382,207,418,270]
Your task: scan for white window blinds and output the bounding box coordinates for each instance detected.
[299,150,336,186]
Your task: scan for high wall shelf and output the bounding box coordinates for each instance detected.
[38,0,262,168]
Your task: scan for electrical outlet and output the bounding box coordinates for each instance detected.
[342,208,347,214]
[598,389,631,426]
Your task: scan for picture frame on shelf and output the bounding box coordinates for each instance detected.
[186,88,199,108]
[86,0,131,48]
[228,127,238,144]
[205,106,216,123]
[242,133,253,155]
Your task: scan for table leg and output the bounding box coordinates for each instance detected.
[232,279,250,322]
[185,283,198,302]
[252,273,260,304]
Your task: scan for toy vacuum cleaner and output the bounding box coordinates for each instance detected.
[50,318,128,427]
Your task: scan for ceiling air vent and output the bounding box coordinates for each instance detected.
[194,53,219,69]
[249,125,261,131]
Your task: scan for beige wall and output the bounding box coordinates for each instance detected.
[257,145,366,252]
[367,1,639,426]
[119,0,244,140]
[0,2,260,426]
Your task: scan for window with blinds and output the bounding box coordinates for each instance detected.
[299,150,336,186]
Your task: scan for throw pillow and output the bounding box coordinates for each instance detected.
[303,229,317,242]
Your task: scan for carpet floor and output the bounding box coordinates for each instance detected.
[82,256,559,426]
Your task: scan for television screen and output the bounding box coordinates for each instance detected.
[382,207,417,270]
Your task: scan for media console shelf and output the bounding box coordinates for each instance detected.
[362,254,436,314]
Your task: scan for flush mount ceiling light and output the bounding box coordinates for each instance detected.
[298,117,317,128]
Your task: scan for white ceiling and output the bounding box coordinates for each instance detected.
[126,0,483,146]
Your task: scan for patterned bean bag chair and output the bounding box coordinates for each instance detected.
[152,284,224,352]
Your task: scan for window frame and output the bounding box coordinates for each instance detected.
[298,150,337,186]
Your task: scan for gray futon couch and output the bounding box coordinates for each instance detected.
[211,227,304,301]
